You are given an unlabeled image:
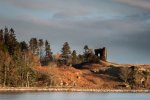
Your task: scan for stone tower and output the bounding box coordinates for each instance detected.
[94,47,107,61]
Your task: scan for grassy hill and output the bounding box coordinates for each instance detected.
[33,61,150,90]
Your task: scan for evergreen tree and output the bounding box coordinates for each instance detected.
[20,41,28,52]
[4,27,9,44]
[83,46,99,63]
[0,29,3,43]
[29,38,38,55]
[45,40,53,64]
[38,39,44,60]
[9,28,18,54]
[61,42,71,57]
[83,45,89,62]
[72,50,78,64]
[61,42,72,66]
[2,27,18,55]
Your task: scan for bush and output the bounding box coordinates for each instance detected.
[119,67,132,83]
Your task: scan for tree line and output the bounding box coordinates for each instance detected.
[0,27,99,87]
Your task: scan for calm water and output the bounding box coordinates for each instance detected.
[0,92,150,100]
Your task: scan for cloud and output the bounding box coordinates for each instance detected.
[0,0,150,63]
[114,0,150,10]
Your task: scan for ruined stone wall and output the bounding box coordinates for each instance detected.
[94,47,107,61]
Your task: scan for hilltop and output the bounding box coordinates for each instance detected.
[32,61,150,90]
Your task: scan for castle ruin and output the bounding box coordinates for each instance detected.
[94,47,107,61]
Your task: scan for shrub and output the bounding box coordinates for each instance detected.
[119,67,132,83]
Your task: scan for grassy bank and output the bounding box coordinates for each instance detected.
[0,87,150,93]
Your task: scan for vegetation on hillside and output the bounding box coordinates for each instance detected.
[0,27,98,87]
[0,27,150,89]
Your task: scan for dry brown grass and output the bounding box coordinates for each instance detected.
[32,62,150,89]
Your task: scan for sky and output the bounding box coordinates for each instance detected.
[0,0,150,64]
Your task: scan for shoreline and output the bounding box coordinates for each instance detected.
[0,87,150,93]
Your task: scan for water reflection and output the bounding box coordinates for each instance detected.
[0,92,149,100]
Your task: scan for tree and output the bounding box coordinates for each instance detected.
[29,38,38,55]
[38,39,44,60]
[83,45,99,63]
[61,42,71,56]
[0,29,4,43]
[87,54,99,63]
[0,27,39,87]
[78,54,84,63]
[15,50,37,87]
[60,42,72,66]
[72,50,78,64]
[3,27,8,44]
[84,45,89,53]
[83,45,89,62]
[9,29,18,55]
[2,27,18,55]
[20,41,28,52]
[45,40,53,64]
[3,53,12,86]
[9,28,15,34]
